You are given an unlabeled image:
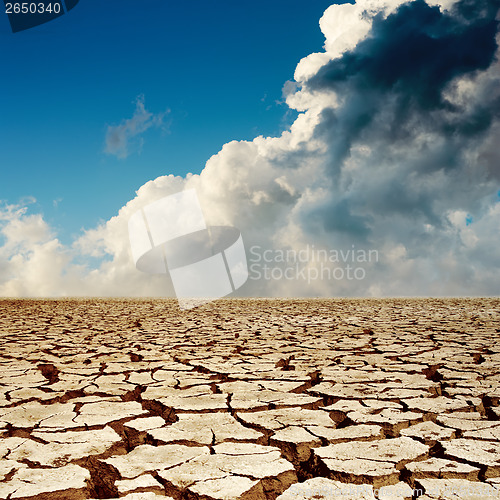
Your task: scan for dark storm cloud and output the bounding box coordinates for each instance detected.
[453,0,500,22]
[301,0,500,240]
[305,197,373,240]
[308,0,500,158]
[309,0,499,110]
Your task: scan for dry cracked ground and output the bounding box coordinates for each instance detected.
[0,298,499,500]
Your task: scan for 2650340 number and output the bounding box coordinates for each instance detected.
[5,2,61,14]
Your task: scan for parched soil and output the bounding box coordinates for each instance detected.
[0,298,499,499]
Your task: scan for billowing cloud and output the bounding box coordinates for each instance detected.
[0,202,80,297]
[104,95,168,159]
[1,0,499,298]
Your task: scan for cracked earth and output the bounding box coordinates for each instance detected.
[0,298,499,499]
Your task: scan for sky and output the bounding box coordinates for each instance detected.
[0,0,340,243]
[1,0,500,298]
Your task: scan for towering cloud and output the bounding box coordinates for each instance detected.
[1,0,499,297]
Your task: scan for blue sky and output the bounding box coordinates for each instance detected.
[0,0,343,244]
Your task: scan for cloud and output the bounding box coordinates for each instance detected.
[0,200,168,297]
[1,0,500,298]
[104,95,168,159]
[0,202,79,297]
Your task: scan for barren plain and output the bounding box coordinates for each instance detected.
[0,298,499,499]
